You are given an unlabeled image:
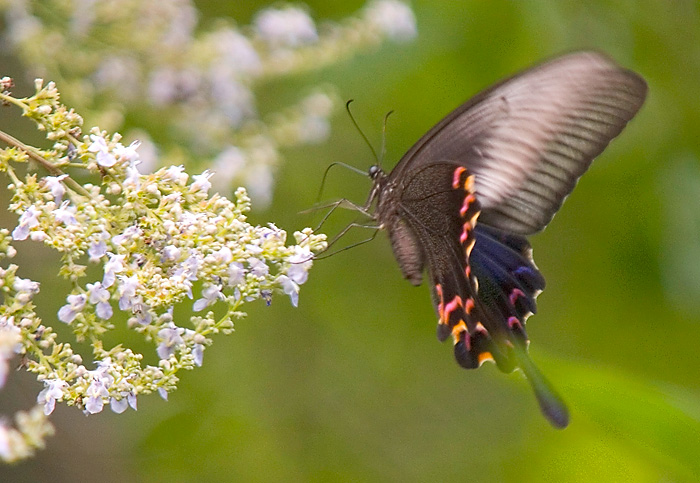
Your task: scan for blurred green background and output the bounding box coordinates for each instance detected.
[2,0,700,481]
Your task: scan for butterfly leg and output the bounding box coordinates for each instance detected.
[314,223,380,259]
[303,197,374,233]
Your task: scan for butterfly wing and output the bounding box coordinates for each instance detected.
[390,51,648,235]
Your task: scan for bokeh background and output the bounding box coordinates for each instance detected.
[2,0,700,481]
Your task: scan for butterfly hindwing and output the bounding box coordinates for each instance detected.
[382,163,519,371]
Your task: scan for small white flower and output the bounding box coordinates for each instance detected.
[214,246,233,263]
[124,161,142,190]
[132,302,152,325]
[87,282,113,319]
[29,230,47,242]
[102,253,126,288]
[37,379,68,415]
[193,343,204,367]
[190,170,213,193]
[248,257,269,277]
[12,206,41,241]
[58,293,88,324]
[88,134,117,167]
[14,277,39,296]
[85,378,109,414]
[164,165,188,184]
[110,396,129,414]
[158,387,168,401]
[227,262,245,286]
[180,251,203,281]
[52,201,78,225]
[88,231,110,262]
[110,391,137,413]
[162,245,181,262]
[287,246,313,285]
[113,140,140,163]
[44,174,68,203]
[278,275,299,307]
[254,6,318,48]
[193,284,223,312]
[112,225,143,246]
[365,0,417,42]
[157,323,184,360]
[214,28,261,76]
[116,275,140,309]
[260,224,285,244]
[245,244,263,255]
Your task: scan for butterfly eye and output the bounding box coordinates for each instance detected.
[368,165,382,179]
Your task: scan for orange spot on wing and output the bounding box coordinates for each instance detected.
[478,351,493,365]
[469,212,480,227]
[435,284,445,323]
[463,174,475,192]
[451,320,468,340]
[465,238,476,257]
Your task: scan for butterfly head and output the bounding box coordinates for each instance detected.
[368,164,384,181]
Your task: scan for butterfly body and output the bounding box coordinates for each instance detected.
[365,52,647,428]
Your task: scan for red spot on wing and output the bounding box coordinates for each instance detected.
[460,224,470,244]
[444,296,464,320]
[465,298,475,314]
[509,288,526,306]
[452,167,467,189]
[508,316,522,330]
[460,193,477,217]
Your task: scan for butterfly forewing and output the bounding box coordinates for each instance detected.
[391,51,648,235]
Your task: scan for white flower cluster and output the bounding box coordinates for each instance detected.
[0,78,327,461]
[1,0,416,208]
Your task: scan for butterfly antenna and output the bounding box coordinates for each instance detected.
[512,345,570,429]
[346,100,379,164]
[315,161,369,203]
[379,110,394,168]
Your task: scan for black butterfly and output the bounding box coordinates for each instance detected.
[365,52,647,428]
